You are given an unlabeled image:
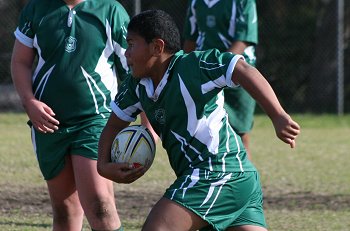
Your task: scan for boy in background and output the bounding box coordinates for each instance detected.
[183,0,258,160]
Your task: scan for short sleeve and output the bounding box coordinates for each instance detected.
[14,1,35,48]
[111,76,142,122]
[234,0,258,45]
[198,49,244,88]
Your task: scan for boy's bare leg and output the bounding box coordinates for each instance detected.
[72,155,121,230]
[227,225,267,231]
[47,155,84,231]
[142,197,208,231]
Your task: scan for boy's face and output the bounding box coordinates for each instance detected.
[125,31,154,78]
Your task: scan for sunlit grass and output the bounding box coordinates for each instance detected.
[1,113,350,230]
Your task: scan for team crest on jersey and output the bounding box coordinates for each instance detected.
[65,36,77,53]
[154,109,166,125]
[206,15,216,28]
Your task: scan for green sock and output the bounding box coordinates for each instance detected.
[91,226,123,231]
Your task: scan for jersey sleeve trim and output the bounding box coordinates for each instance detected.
[14,28,34,48]
[226,54,244,88]
[110,101,136,122]
[234,0,258,44]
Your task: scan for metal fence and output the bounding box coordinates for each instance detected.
[1,0,349,113]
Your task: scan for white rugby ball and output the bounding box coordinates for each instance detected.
[111,125,156,170]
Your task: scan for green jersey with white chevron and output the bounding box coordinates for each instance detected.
[183,0,258,52]
[112,50,256,176]
[14,0,129,127]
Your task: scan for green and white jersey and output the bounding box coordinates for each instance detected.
[183,0,258,52]
[112,50,255,176]
[14,0,129,127]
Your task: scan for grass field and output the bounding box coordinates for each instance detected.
[1,113,350,231]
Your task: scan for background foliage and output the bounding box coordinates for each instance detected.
[0,0,349,113]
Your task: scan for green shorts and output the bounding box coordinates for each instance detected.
[224,87,256,134]
[164,170,266,231]
[31,118,108,180]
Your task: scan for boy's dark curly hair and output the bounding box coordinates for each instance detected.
[128,10,181,53]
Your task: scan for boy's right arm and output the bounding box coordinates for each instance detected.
[97,113,147,183]
[11,40,59,133]
[232,59,300,148]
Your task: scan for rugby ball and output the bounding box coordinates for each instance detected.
[111,125,156,170]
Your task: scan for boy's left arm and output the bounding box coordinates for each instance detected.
[232,59,300,148]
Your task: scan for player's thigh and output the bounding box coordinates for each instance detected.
[46,155,82,213]
[69,120,116,209]
[71,155,116,210]
[142,197,209,231]
[32,127,71,180]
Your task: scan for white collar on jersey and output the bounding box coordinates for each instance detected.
[140,51,182,102]
[140,69,169,102]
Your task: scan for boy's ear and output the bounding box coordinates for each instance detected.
[151,38,165,56]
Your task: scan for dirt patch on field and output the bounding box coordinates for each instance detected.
[1,184,350,221]
[263,191,350,211]
[0,184,162,219]
[0,185,51,216]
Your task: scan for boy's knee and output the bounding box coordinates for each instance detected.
[52,203,84,224]
[89,198,117,220]
[88,199,120,230]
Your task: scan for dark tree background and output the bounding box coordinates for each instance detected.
[1,0,349,113]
